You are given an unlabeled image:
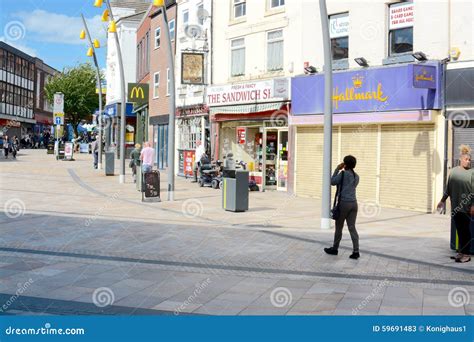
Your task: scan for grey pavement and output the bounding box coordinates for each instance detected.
[0,149,473,316]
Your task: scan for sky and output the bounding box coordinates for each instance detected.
[0,0,110,71]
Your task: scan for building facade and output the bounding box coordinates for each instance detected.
[175,0,212,177]
[33,58,57,135]
[149,0,177,169]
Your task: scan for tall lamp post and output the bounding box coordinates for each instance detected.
[319,0,333,230]
[153,0,176,201]
[94,0,127,184]
[80,15,103,170]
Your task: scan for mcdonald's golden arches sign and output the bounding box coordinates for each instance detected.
[127,83,149,105]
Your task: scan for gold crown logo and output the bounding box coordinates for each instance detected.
[352,75,363,89]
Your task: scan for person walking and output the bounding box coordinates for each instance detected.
[130,143,142,183]
[438,145,473,263]
[11,136,18,159]
[324,155,361,259]
[193,140,206,183]
[3,135,9,159]
[91,137,99,169]
[140,142,155,173]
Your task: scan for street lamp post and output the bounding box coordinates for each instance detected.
[95,0,127,184]
[80,14,103,170]
[154,0,176,201]
[319,0,333,230]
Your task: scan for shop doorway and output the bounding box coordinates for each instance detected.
[263,128,288,191]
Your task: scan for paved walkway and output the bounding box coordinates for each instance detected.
[0,149,473,316]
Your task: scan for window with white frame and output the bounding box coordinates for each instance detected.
[155,27,161,49]
[166,68,170,96]
[153,72,160,98]
[233,0,246,19]
[388,2,414,55]
[267,30,283,71]
[183,10,189,26]
[270,0,284,8]
[231,38,245,76]
[198,4,204,25]
[329,13,349,60]
[169,20,175,41]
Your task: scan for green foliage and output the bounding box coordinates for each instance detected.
[44,63,100,137]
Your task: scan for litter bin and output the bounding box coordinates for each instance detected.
[105,151,115,176]
[222,170,249,212]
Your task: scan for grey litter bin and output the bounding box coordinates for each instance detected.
[105,151,115,176]
[222,170,249,212]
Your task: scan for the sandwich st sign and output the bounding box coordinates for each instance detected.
[53,92,64,125]
[127,83,149,106]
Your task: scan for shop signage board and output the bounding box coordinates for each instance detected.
[207,78,290,107]
[329,13,349,38]
[184,151,195,177]
[182,53,205,85]
[389,2,414,30]
[53,93,65,125]
[142,171,161,203]
[127,83,149,106]
[291,63,441,115]
[237,127,247,145]
[64,142,73,160]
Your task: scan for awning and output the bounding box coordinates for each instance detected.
[209,102,284,115]
[0,114,36,124]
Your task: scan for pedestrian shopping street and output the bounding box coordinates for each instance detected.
[0,150,473,316]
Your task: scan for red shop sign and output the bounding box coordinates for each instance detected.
[236,127,246,145]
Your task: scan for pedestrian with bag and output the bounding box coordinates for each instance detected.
[437,145,473,263]
[325,155,361,259]
[130,143,141,183]
[91,137,99,169]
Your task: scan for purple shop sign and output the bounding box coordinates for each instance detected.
[291,63,441,115]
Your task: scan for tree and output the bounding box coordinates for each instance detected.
[45,63,100,137]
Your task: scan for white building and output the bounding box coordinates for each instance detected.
[174,0,213,177]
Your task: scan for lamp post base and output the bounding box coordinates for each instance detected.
[321,217,332,230]
[119,174,125,184]
[97,163,102,170]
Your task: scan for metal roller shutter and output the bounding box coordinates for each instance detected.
[295,127,338,198]
[340,126,378,202]
[380,124,435,212]
[453,122,474,167]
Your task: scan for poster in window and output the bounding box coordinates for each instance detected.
[182,53,204,85]
[237,127,246,145]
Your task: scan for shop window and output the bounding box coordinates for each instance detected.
[267,30,284,71]
[169,19,175,41]
[231,38,245,77]
[270,0,284,8]
[153,72,160,98]
[329,13,349,61]
[233,0,246,19]
[388,2,414,56]
[155,27,161,49]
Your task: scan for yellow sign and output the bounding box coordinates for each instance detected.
[332,75,388,109]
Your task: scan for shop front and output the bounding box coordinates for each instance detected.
[446,62,474,167]
[150,115,169,170]
[33,112,53,135]
[176,104,209,178]
[104,102,136,158]
[207,78,290,191]
[291,62,444,212]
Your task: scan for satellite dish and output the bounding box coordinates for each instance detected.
[184,24,203,39]
[197,7,210,21]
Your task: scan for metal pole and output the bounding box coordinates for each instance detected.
[105,0,127,184]
[161,5,176,201]
[81,14,103,170]
[319,0,333,230]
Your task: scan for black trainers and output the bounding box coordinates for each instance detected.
[349,252,360,260]
[324,247,338,255]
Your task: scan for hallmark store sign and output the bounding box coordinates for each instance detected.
[207,78,290,107]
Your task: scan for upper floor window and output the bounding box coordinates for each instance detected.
[388,2,414,55]
[169,19,176,41]
[267,30,284,71]
[198,4,204,25]
[166,68,171,96]
[153,72,160,98]
[270,0,284,8]
[233,0,246,19]
[231,38,245,76]
[155,27,161,49]
[329,13,349,60]
[183,10,189,26]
